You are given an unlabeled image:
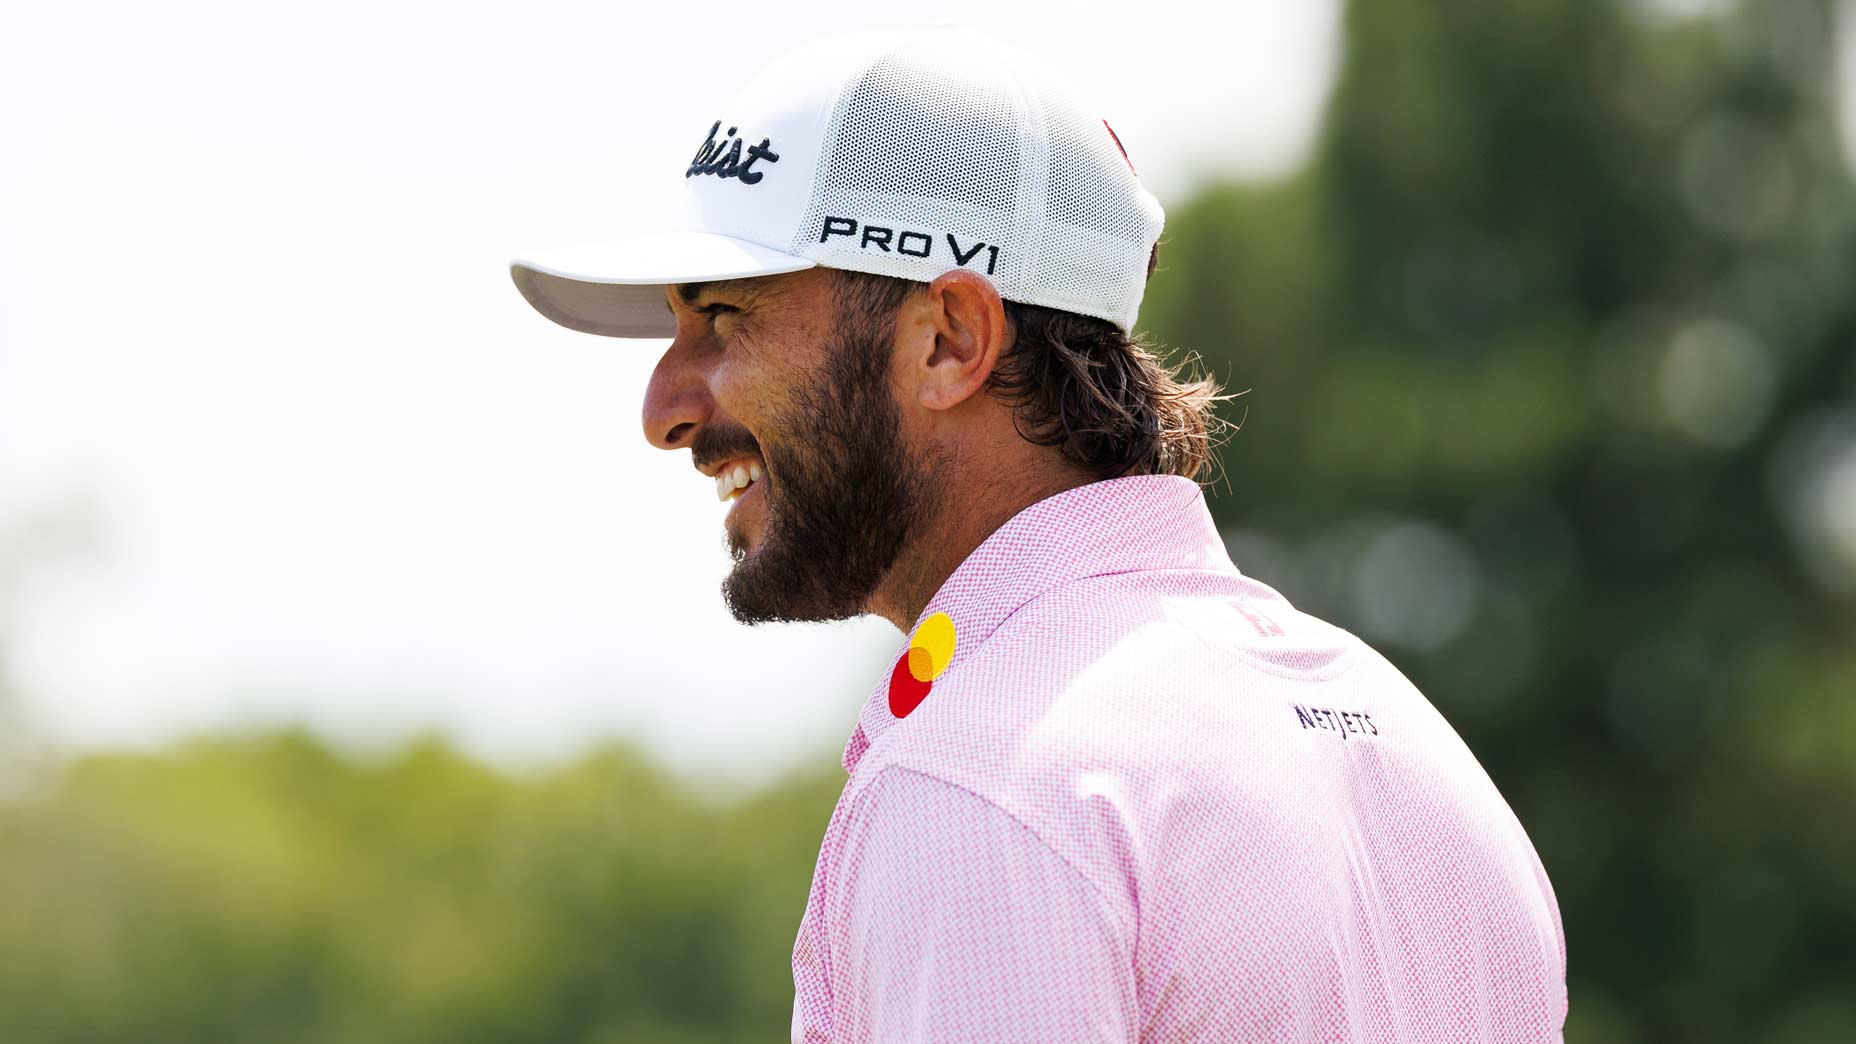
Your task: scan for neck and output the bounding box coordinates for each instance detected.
[865,460,1097,632]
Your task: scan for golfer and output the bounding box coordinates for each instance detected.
[511,24,1567,1043]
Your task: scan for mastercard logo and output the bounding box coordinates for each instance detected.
[887,611,957,718]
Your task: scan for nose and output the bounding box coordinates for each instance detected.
[641,331,717,451]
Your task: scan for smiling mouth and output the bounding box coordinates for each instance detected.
[715,459,765,502]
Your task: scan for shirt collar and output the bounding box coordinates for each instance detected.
[841,473,1239,775]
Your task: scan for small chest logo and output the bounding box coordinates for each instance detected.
[686,120,780,185]
[1293,704,1379,740]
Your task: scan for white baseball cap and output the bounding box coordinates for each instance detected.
[509,24,1165,338]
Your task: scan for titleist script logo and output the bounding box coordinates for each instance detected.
[819,216,1000,275]
[1293,704,1380,740]
[686,120,780,185]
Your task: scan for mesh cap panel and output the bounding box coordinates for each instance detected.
[790,29,1164,332]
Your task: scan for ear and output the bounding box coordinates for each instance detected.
[900,268,1010,412]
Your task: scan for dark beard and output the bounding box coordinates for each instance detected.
[719,298,936,624]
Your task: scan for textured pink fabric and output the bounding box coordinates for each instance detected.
[791,475,1567,1043]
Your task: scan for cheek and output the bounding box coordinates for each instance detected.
[707,335,761,404]
[712,355,799,435]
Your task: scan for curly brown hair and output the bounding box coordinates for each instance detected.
[832,258,1235,484]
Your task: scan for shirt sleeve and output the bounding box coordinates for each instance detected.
[819,764,1137,1044]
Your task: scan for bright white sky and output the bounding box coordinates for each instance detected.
[4,0,1802,785]
[0,0,1345,783]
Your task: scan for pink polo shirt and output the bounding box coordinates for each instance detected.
[790,475,1567,1043]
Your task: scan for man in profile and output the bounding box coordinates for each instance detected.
[511,24,1567,1043]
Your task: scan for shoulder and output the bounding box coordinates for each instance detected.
[828,762,1135,944]
[810,764,1141,1042]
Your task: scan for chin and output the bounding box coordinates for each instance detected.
[724,514,764,562]
[722,547,865,625]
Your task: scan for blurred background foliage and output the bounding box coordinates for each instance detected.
[4,0,1855,1040]
[1150,0,1856,1038]
[0,729,845,1043]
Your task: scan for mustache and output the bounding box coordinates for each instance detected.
[690,421,763,475]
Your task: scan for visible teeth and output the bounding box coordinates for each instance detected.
[713,460,763,502]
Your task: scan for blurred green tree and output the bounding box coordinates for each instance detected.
[0,730,844,1043]
[1144,0,1856,1039]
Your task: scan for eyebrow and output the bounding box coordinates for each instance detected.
[668,278,762,312]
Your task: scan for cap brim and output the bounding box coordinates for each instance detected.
[510,231,816,339]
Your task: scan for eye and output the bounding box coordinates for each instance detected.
[697,302,739,318]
